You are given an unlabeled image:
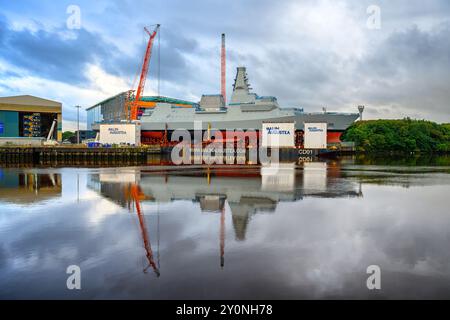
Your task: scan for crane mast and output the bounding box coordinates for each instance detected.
[130,24,160,121]
[221,33,226,105]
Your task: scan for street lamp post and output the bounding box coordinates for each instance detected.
[75,105,81,144]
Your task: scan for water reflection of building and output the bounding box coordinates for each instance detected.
[87,171,140,208]
[87,161,362,241]
[0,171,62,203]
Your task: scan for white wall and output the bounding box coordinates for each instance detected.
[261,122,295,147]
[99,124,141,146]
[304,123,327,149]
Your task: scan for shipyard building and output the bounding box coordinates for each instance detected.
[0,95,62,142]
[86,93,197,130]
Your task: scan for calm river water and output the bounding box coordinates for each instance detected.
[0,155,449,299]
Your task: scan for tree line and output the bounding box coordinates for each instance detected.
[341,119,450,153]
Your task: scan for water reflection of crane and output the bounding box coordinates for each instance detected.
[128,184,160,277]
[126,176,226,274]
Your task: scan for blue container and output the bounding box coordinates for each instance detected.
[87,142,101,148]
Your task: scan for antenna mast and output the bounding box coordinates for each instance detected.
[221,33,226,105]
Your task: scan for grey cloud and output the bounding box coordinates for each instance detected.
[0,14,197,88]
[0,16,111,84]
[242,20,450,121]
[105,27,200,86]
[362,23,450,77]
[353,22,450,120]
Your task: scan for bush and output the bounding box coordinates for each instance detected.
[62,131,75,141]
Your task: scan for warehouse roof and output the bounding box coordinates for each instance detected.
[0,95,62,107]
[86,91,128,110]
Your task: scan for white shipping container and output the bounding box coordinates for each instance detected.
[304,122,327,149]
[99,123,141,146]
[261,122,295,148]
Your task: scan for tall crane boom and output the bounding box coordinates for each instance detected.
[221,33,226,105]
[130,24,160,121]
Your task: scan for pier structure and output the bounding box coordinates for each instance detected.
[0,146,160,165]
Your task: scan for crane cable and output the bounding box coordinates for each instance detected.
[158,26,161,97]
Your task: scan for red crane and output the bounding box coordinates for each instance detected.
[130,24,160,121]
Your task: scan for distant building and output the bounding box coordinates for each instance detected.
[0,95,62,141]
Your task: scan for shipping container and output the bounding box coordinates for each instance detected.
[304,122,327,149]
[261,122,295,148]
[99,123,141,146]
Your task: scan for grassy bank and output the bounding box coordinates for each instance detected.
[341,119,450,153]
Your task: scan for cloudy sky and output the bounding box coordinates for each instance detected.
[0,0,449,130]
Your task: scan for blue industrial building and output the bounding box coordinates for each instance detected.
[0,95,62,141]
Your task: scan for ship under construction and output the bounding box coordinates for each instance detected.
[88,66,359,147]
[87,27,360,147]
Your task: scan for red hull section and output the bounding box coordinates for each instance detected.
[327,131,342,144]
[141,130,345,146]
[142,131,164,139]
[141,131,164,145]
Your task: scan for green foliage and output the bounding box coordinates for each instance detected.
[62,131,75,141]
[341,119,450,153]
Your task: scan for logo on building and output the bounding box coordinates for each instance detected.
[108,127,127,135]
[265,126,291,135]
[307,126,324,132]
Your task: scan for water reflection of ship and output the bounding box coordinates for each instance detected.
[137,162,362,240]
[0,171,62,203]
[87,161,362,268]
